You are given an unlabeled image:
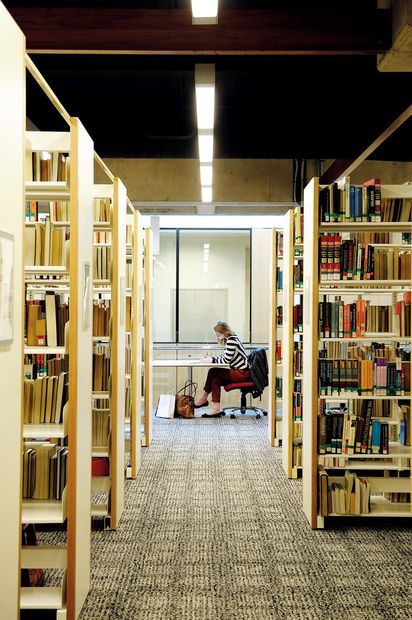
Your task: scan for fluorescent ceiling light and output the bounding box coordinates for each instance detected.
[200,164,213,187]
[198,134,213,163]
[192,0,218,24]
[196,85,215,130]
[201,187,213,203]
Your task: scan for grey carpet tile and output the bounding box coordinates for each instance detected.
[71,416,412,620]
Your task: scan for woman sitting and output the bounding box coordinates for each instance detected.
[195,320,250,418]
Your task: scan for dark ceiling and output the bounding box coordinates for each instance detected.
[5,1,412,163]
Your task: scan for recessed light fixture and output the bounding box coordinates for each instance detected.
[195,64,215,203]
[191,0,218,25]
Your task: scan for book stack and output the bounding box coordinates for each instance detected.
[31,151,69,182]
[293,379,302,421]
[293,259,303,288]
[93,301,111,337]
[396,294,411,337]
[26,294,69,347]
[93,345,111,391]
[93,246,112,280]
[23,372,68,425]
[294,340,303,376]
[319,296,396,338]
[293,296,303,333]
[320,178,382,223]
[319,235,411,282]
[24,219,69,267]
[94,230,112,243]
[22,442,68,500]
[318,357,410,396]
[294,206,303,243]
[93,198,111,222]
[92,409,110,447]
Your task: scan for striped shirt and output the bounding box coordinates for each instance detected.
[212,335,249,370]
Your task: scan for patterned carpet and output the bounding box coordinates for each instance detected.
[75,416,412,620]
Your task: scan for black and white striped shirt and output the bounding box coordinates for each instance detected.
[212,335,249,370]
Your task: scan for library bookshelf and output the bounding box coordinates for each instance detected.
[0,5,25,618]
[125,210,144,478]
[282,207,304,478]
[268,228,283,447]
[23,119,94,618]
[92,180,126,529]
[302,177,412,528]
[143,228,154,447]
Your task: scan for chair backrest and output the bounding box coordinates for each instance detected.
[247,347,269,397]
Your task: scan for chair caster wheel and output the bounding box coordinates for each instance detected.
[221,411,226,416]
[256,414,261,420]
[263,411,268,416]
[230,414,236,419]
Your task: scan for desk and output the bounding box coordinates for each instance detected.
[153,359,228,384]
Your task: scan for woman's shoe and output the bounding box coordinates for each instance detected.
[202,411,221,418]
[194,400,209,409]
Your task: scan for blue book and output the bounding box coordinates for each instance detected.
[371,419,381,454]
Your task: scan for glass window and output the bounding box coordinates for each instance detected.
[154,229,251,343]
[153,230,177,342]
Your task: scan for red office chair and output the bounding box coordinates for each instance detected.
[222,380,268,420]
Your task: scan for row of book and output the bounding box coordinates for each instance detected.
[93,198,111,222]
[94,230,112,244]
[126,262,133,289]
[293,388,302,422]
[293,260,303,288]
[92,409,110,447]
[93,246,112,281]
[30,151,69,183]
[319,341,410,362]
[318,470,371,516]
[320,179,381,223]
[125,383,132,420]
[275,376,282,398]
[23,442,68,500]
[26,295,69,347]
[275,340,282,363]
[293,445,302,469]
[276,268,283,291]
[294,340,303,376]
[318,297,394,338]
[276,305,283,326]
[24,221,70,267]
[23,372,68,425]
[294,206,304,244]
[319,235,411,281]
[318,358,410,396]
[125,334,131,375]
[93,301,111,337]
[24,354,68,380]
[293,299,303,333]
[93,346,111,392]
[318,401,410,455]
[25,200,70,223]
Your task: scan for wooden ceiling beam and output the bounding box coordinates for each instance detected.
[9,8,390,55]
[320,103,412,184]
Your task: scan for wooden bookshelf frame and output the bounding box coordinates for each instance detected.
[92,179,126,529]
[302,177,412,529]
[282,210,295,475]
[23,121,94,617]
[0,6,25,618]
[143,228,154,447]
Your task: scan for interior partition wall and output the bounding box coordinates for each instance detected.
[152,227,271,409]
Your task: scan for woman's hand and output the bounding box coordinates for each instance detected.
[201,355,213,363]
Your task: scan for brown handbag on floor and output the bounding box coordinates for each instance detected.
[175,380,197,418]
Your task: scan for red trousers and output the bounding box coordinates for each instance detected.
[204,368,250,403]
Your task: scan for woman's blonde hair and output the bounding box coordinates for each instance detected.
[213,321,235,341]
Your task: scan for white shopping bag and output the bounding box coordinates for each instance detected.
[156,393,176,419]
